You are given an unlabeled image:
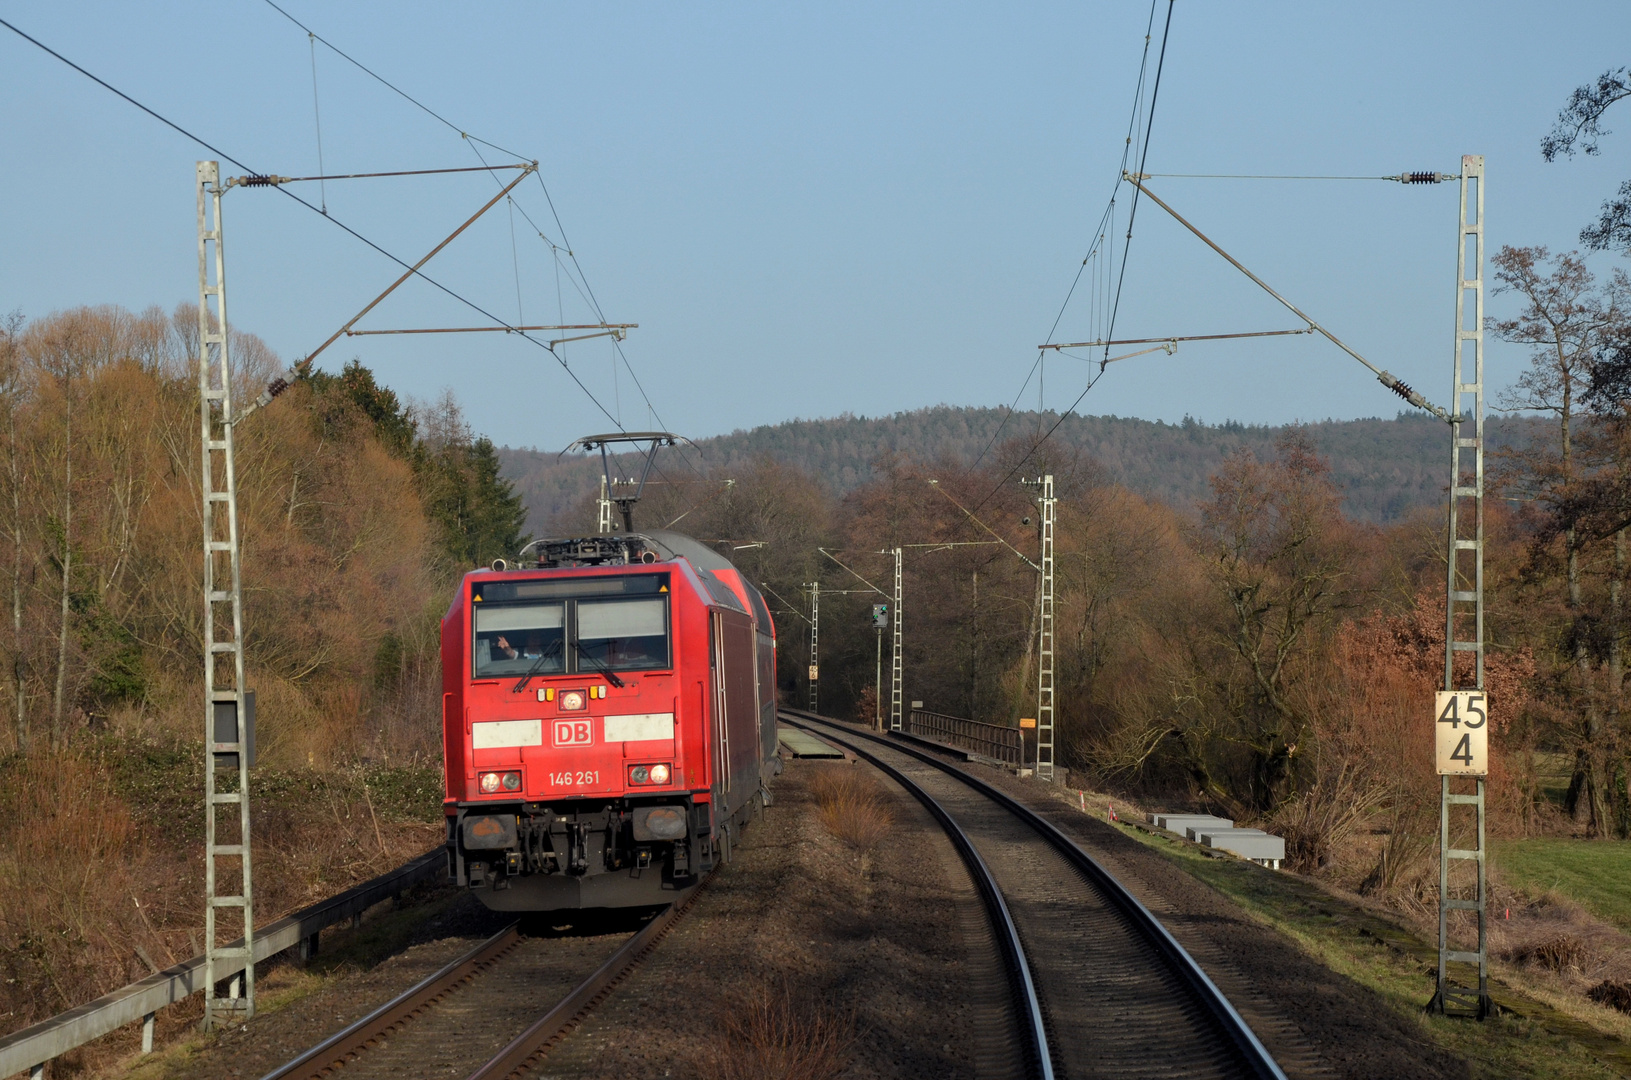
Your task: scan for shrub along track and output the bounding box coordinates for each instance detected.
[782,710,1286,1080]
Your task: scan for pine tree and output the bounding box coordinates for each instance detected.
[460,437,528,565]
[418,435,529,569]
[301,360,529,569]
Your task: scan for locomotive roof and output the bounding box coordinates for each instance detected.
[500,529,766,622]
[636,530,738,571]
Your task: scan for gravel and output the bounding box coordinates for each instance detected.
[961,760,1473,1080]
[110,736,1471,1080]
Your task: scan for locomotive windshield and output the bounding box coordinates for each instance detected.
[473,603,566,678]
[471,574,670,678]
[577,597,669,671]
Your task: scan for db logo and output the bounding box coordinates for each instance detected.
[553,719,593,747]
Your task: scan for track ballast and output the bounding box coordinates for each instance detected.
[781,708,1287,1080]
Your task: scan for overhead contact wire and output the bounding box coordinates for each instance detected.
[0,15,625,432]
[465,140,678,456]
[968,0,1158,475]
[260,0,529,162]
[263,1,678,447]
[970,0,1175,515]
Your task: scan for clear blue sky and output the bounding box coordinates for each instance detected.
[2,2,1627,450]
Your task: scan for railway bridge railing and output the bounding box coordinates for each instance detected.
[905,709,1022,767]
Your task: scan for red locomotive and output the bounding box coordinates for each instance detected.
[441,529,779,911]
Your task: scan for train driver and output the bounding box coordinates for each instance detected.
[495,629,549,662]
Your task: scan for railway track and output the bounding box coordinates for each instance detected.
[259,884,706,1080]
[781,709,1287,1080]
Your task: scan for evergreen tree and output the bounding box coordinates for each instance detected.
[338,360,416,455]
[301,359,529,568]
[420,437,529,567]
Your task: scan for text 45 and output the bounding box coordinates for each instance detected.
[1434,691,1488,776]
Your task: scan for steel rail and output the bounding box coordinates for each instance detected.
[463,881,710,1080]
[258,923,524,1080]
[782,709,1287,1080]
[783,715,1054,1079]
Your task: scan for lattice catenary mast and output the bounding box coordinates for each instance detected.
[891,548,903,731]
[196,161,255,1028]
[1026,475,1056,781]
[807,580,820,712]
[1430,154,1492,1019]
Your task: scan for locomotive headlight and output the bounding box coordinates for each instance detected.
[649,763,670,785]
[501,771,522,791]
[479,772,501,793]
[630,766,650,784]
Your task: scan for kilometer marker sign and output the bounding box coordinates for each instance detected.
[1434,690,1488,776]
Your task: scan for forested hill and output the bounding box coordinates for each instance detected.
[498,406,1542,533]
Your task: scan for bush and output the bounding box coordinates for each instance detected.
[808,765,893,852]
[694,982,854,1080]
[1508,933,1592,972]
[1588,980,1631,1014]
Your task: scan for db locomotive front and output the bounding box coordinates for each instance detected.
[440,530,778,911]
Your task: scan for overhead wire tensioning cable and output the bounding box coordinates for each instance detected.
[507,197,525,327]
[0,14,628,432]
[1139,172,1432,181]
[308,32,327,213]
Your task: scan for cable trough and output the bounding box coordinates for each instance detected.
[781,709,1286,1080]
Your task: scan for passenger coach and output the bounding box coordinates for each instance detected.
[441,530,778,910]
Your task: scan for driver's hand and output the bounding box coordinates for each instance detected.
[496,635,513,657]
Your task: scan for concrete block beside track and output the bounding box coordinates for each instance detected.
[1201,831,1286,862]
[1153,813,1233,834]
[1187,825,1265,842]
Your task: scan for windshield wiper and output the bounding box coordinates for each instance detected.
[574,642,626,688]
[511,639,564,693]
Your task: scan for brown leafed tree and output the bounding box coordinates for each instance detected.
[1189,430,1369,813]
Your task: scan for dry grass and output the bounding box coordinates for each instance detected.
[1509,933,1594,972]
[0,732,443,1043]
[807,765,893,852]
[692,982,855,1080]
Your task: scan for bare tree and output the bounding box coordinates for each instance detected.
[0,311,24,751]
[1196,431,1360,810]
[33,320,85,743]
[1543,66,1631,256]
[1492,245,1631,833]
